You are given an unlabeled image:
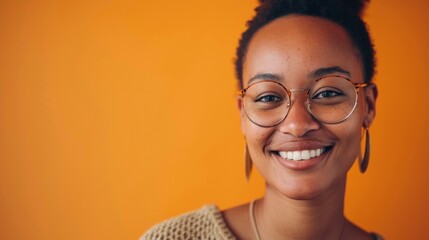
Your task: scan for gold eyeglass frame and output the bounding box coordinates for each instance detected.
[239,75,369,127]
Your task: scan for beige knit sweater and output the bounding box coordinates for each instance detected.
[141,205,384,240]
[141,205,235,240]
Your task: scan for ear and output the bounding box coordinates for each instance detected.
[237,96,247,135]
[363,83,378,128]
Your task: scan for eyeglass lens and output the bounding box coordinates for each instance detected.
[242,76,359,127]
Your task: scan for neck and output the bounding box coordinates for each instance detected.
[254,178,347,240]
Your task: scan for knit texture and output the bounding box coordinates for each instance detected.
[141,205,384,240]
[141,205,235,240]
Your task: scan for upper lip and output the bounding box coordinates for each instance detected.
[268,140,333,152]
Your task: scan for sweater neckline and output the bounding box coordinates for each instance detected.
[205,204,383,240]
[204,205,236,239]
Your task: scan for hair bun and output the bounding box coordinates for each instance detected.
[342,0,370,16]
[258,0,370,16]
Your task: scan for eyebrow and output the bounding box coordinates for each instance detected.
[247,73,282,85]
[311,66,351,79]
[246,66,351,86]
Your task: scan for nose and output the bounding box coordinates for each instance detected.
[277,91,320,137]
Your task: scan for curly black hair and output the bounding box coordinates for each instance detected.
[235,0,375,88]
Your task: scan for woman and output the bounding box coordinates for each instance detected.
[142,0,382,239]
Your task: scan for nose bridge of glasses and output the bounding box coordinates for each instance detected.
[289,88,308,92]
[289,88,308,94]
[288,88,309,104]
[280,87,319,134]
[286,88,311,116]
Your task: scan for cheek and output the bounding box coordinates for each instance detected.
[243,120,270,144]
[334,108,365,166]
[243,120,275,160]
[343,126,362,156]
[243,121,276,179]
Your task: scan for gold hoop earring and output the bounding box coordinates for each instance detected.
[359,128,370,173]
[245,144,252,181]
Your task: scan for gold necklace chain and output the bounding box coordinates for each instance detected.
[249,200,346,240]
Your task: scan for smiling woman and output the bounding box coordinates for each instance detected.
[141,0,382,239]
[1,0,429,239]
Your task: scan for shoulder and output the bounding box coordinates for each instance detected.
[140,205,236,240]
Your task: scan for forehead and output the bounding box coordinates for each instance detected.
[243,15,363,87]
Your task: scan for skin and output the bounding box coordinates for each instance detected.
[222,15,377,240]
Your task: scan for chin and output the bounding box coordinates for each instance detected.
[268,174,344,201]
[276,184,324,200]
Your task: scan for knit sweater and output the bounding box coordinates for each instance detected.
[141,205,384,240]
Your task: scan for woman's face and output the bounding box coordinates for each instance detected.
[240,15,377,200]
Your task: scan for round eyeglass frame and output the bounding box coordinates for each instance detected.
[239,75,369,127]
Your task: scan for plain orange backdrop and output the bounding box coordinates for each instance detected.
[1,0,429,239]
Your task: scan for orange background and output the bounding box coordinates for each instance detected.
[1,0,428,239]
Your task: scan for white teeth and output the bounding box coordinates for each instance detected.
[301,150,310,160]
[277,147,326,161]
[293,151,301,161]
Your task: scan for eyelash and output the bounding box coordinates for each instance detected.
[256,94,283,102]
[313,90,343,99]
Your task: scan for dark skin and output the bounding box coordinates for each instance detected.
[222,15,377,240]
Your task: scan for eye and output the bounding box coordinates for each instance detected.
[255,94,283,102]
[313,90,343,99]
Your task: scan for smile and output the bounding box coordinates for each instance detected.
[276,147,329,161]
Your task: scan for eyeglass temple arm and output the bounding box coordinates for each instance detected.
[238,89,246,97]
[355,82,369,91]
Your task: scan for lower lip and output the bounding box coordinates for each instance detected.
[272,150,329,171]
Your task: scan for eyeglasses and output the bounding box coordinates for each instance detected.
[239,75,368,127]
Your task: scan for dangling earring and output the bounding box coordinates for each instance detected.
[245,144,252,181]
[359,128,370,173]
